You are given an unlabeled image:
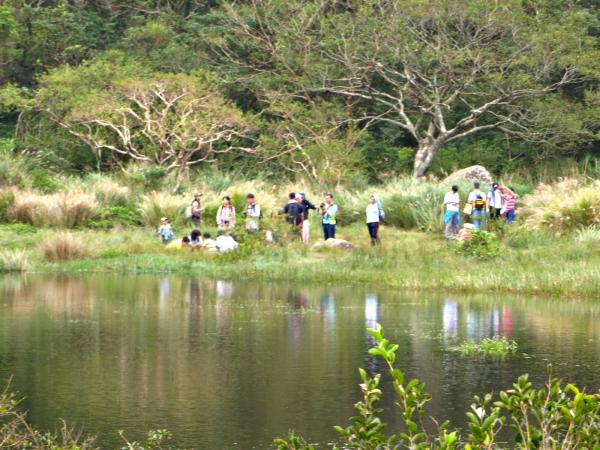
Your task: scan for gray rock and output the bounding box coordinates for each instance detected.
[443,165,493,184]
[313,238,356,251]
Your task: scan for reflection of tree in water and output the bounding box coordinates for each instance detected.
[365,294,379,375]
[189,280,201,309]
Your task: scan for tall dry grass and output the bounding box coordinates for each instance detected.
[0,249,29,272]
[138,191,187,227]
[522,179,600,234]
[39,232,89,261]
[6,192,99,228]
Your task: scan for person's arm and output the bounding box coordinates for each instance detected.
[156,225,163,235]
[306,200,316,210]
[486,192,491,209]
[216,206,222,225]
[467,193,473,205]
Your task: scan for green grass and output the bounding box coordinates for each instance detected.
[2,221,600,298]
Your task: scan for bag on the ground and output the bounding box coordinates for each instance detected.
[379,207,386,221]
[463,203,473,215]
[473,194,485,211]
[185,206,193,219]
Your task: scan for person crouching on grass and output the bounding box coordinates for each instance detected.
[443,185,460,240]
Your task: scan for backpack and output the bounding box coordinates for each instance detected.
[473,193,485,211]
[185,206,193,219]
[286,202,302,225]
[379,207,386,221]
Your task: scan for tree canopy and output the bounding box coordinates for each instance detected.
[1,0,600,180]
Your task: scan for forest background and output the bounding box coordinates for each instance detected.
[2,0,600,184]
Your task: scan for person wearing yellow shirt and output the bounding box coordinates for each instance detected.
[202,232,219,252]
[165,236,191,250]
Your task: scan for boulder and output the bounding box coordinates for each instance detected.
[315,238,355,250]
[443,165,493,184]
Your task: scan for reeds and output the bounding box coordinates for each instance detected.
[138,191,187,227]
[39,232,89,261]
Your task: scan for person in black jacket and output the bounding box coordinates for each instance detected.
[282,192,304,239]
[299,192,316,244]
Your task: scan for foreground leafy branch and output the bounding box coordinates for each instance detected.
[276,324,600,450]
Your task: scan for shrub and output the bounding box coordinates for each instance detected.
[86,205,142,229]
[92,180,130,207]
[454,229,501,258]
[39,232,88,261]
[522,179,600,234]
[0,249,29,272]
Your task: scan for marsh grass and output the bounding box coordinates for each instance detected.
[39,232,89,262]
[7,192,98,228]
[0,249,28,272]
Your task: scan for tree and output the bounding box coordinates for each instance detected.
[221,0,600,177]
[35,54,256,179]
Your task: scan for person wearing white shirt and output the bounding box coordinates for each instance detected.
[216,233,239,252]
[366,195,381,246]
[486,182,503,220]
[443,185,461,239]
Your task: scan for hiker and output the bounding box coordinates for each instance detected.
[216,196,236,228]
[501,186,517,223]
[467,182,487,229]
[201,232,219,252]
[243,193,261,233]
[299,192,317,245]
[216,231,239,252]
[443,185,460,239]
[366,195,381,245]
[321,193,338,240]
[156,217,174,244]
[165,236,191,250]
[190,193,204,225]
[486,182,503,220]
[282,192,304,237]
[189,229,203,250]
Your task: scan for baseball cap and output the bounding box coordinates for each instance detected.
[161,217,168,222]
[194,193,202,197]
[492,182,499,188]
[299,191,306,198]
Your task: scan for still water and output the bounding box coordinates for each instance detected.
[0,275,599,449]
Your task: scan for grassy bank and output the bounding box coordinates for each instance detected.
[3,221,600,298]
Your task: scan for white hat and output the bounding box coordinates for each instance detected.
[161,217,168,222]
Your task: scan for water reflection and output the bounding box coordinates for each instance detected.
[0,274,599,450]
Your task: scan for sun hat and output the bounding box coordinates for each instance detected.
[194,193,202,197]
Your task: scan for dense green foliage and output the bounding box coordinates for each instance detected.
[2,0,600,180]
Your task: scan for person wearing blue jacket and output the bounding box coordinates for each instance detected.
[320,194,338,240]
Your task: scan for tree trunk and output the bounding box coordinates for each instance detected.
[412,139,445,178]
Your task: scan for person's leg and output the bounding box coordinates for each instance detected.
[506,209,515,223]
[373,223,380,244]
[452,213,459,237]
[445,216,453,239]
[473,211,483,229]
[323,224,330,240]
[367,223,376,245]
[302,220,310,244]
[331,224,336,239]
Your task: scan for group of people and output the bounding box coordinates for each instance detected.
[156,219,240,252]
[444,181,517,240]
[158,190,386,248]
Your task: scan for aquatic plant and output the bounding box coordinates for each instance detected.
[276,325,600,449]
[455,336,517,356]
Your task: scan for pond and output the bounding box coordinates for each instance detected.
[0,275,599,449]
